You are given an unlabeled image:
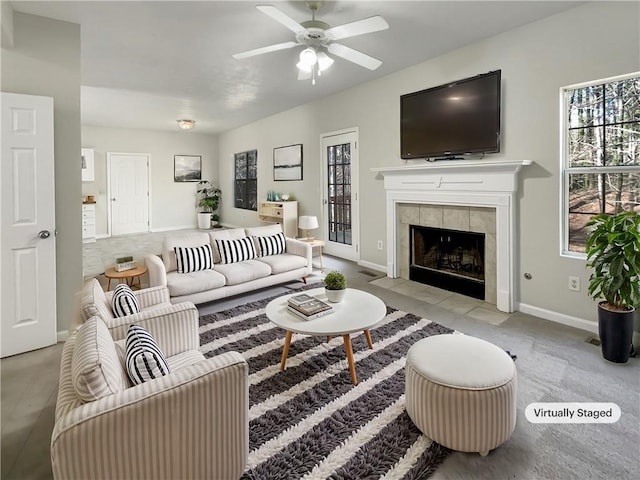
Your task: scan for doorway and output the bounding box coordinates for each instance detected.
[321,129,359,261]
[107,153,150,236]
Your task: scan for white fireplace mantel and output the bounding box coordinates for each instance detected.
[372,159,532,313]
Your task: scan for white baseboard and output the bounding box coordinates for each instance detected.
[96,233,109,239]
[357,260,387,273]
[57,330,69,342]
[150,224,196,233]
[517,302,598,334]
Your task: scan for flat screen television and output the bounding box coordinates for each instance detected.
[400,70,501,160]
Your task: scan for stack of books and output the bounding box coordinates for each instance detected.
[287,293,333,320]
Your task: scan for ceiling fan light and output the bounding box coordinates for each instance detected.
[317,51,334,71]
[296,60,313,73]
[299,47,317,67]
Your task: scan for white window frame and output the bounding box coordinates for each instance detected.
[560,71,640,258]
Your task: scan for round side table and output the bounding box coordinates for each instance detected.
[104,265,148,291]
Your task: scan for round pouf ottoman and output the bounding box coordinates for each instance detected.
[405,334,516,456]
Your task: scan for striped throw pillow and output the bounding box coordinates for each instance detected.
[111,283,141,317]
[125,325,170,385]
[255,232,286,257]
[215,237,256,264]
[174,244,213,273]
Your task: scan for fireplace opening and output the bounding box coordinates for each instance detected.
[410,225,485,300]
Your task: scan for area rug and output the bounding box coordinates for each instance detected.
[199,289,454,479]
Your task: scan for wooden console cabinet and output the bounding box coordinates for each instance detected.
[258,201,298,238]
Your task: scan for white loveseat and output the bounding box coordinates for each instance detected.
[145,224,312,305]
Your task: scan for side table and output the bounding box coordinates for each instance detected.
[300,238,325,272]
[104,265,148,291]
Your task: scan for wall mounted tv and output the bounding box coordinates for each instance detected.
[400,70,501,160]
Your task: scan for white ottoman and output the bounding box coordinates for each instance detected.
[405,334,517,456]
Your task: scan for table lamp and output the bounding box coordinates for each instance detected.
[298,215,319,240]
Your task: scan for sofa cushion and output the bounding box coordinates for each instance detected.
[166,269,226,297]
[214,260,272,286]
[125,325,171,385]
[72,317,128,403]
[111,284,141,317]
[162,232,210,273]
[215,237,257,264]
[166,350,206,371]
[256,253,308,275]
[80,278,115,323]
[209,228,247,263]
[175,244,213,273]
[254,232,286,257]
[244,224,284,237]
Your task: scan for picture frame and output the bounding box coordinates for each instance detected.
[273,144,303,181]
[174,155,202,182]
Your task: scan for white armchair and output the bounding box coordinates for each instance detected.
[52,309,249,479]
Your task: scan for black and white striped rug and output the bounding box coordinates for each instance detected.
[199,291,453,479]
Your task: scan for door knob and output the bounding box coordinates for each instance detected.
[111,198,116,201]
[38,230,51,239]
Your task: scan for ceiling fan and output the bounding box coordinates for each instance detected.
[232,1,389,84]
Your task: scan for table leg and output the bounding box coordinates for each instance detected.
[319,246,324,272]
[280,331,293,371]
[107,278,112,290]
[343,334,358,385]
[364,330,374,349]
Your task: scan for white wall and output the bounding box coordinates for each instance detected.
[82,126,218,235]
[1,11,82,334]
[218,2,640,329]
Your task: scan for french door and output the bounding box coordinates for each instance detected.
[107,153,150,236]
[321,129,359,261]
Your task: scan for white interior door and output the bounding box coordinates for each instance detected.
[1,92,57,358]
[108,153,150,236]
[321,129,359,261]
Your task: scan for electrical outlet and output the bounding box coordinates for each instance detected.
[569,276,580,292]
[377,240,383,250]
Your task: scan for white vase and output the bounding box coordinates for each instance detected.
[325,288,346,303]
[197,213,211,229]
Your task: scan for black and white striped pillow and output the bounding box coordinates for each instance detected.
[125,325,170,385]
[111,283,141,317]
[215,237,256,264]
[174,244,213,273]
[255,232,286,257]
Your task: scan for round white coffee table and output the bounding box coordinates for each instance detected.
[266,288,386,384]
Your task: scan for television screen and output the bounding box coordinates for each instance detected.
[400,70,501,159]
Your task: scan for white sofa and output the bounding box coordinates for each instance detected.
[145,224,312,305]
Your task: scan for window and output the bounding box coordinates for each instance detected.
[234,149,257,211]
[561,73,639,255]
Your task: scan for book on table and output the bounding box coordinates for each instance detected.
[287,294,333,319]
[286,305,333,320]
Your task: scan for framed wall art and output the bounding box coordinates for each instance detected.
[174,155,202,182]
[273,144,303,181]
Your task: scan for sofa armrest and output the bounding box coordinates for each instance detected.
[133,285,170,308]
[107,302,199,355]
[51,352,248,480]
[145,254,167,288]
[286,238,312,274]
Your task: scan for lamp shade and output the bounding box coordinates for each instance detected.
[298,215,319,230]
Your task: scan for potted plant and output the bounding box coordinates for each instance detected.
[196,180,221,229]
[324,270,347,303]
[585,211,640,363]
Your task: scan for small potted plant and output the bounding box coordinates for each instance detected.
[585,211,640,363]
[196,180,221,229]
[324,270,347,303]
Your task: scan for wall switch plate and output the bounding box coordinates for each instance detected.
[377,240,383,250]
[569,276,580,292]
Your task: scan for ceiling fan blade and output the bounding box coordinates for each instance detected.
[256,5,306,34]
[325,16,389,41]
[232,41,298,59]
[327,43,382,70]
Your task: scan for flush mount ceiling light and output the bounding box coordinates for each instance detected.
[177,119,195,130]
[232,1,388,85]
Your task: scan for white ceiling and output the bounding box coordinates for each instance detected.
[11,1,583,134]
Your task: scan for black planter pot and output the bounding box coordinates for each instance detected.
[598,302,635,363]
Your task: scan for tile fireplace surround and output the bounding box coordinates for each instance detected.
[372,160,531,313]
